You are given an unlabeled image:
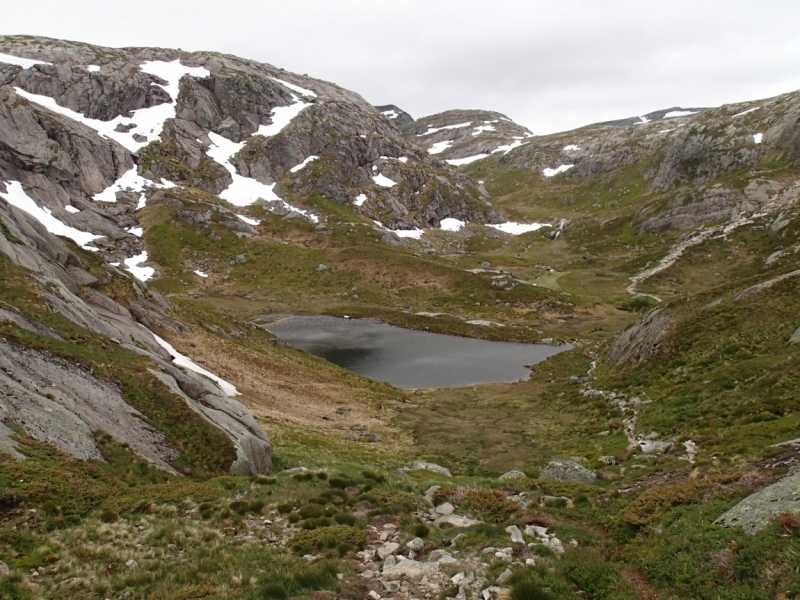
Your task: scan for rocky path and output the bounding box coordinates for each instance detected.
[626,184,800,300]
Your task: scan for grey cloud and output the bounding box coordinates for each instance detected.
[4,0,800,133]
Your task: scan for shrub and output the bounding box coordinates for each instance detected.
[316,472,329,480]
[277,502,294,514]
[329,478,351,489]
[254,477,277,486]
[292,472,315,482]
[415,523,430,538]
[622,473,740,526]
[260,582,288,599]
[230,500,250,515]
[461,489,518,523]
[250,499,266,514]
[98,509,118,523]
[301,517,333,530]
[510,581,556,600]
[288,525,367,555]
[299,504,325,519]
[334,513,356,526]
[362,470,385,483]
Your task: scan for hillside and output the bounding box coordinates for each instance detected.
[0,35,799,600]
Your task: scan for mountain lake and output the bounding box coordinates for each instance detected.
[263,315,571,389]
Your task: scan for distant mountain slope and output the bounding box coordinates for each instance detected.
[401,108,535,165]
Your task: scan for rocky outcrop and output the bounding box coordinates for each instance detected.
[375,104,414,126]
[607,308,673,366]
[0,192,272,475]
[715,472,800,534]
[538,459,596,484]
[0,337,180,470]
[403,109,534,162]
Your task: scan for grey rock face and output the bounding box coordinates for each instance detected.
[715,472,800,534]
[0,337,179,470]
[607,308,673,365]
[539,459,596,485]
[375,104,414,126]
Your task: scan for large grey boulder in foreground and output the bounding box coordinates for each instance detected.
[539,459,597,485]
[715,472,800,534]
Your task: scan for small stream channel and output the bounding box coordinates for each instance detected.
[263,315,570,389]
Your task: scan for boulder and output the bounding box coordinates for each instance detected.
[539,459,596,485]
[715,472,800,534]
[406,461,452,477]
[498,470,527,480]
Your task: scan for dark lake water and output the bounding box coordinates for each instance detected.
[264,315,570,389]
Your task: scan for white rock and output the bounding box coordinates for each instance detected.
[383,556,396,569]
[369,591,381,600]
[505,525,524,544]
[496,568,513,584]
[435,502,455,516]
[525,525,548,538]
[406,537,425,552]
[377,542,400,559]
[434,515,480,527]
[382,559,440,581]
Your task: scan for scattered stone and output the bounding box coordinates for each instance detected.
[0,562,8,578]
[382,559,440,581]
[639,440,672,454]
[539,459,596,484]
[498,470,527,480]
[383,556,396,569]
[368,591,381,600]
[406,461,452,477]
[361,569,375,579]
[435,502,455,516]
[406,537,425,552]
[345,434,359,441]
[315,264,328,272]
[496,568,513,584]
[351,424,366,431]
[583,252,592,260]
[505,525,524,544]
[234,254,247,264]
[377,542,400,559]
[282,466,308,473]
[367,433,383,443]
[598,455,617,466]
[435,515,481,527]
[428,549,447,561]
[125,559,138,569]
[383,581,400,593]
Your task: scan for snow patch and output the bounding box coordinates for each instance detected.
[398,157,408,163]
[255,95,312,138]
[127,227,143,237]
[663,110,698,119]
[194,270,208,278]
[420,122,471,136]
[753,133,763,144]
[0,52,50,69]
[733,106,760,118]
[87,65,100,72]
[354,193,367,206]
[472,124,496,136]
[382,109,398,119]
[543,164,574,177]
[151,333,240,397]
[372,173,397,188]
[64,205,80,214]
[236,214,260,226]
[123,251,154,282]
[0,181,102,249]
[563,145,580,152]
[493,139,525,154]
[393,229,423,239]
[440,218,465,232]
[289,155,318,173]
[428,140,452,155]
[268,76,316,98]
[488,222,549,235]
[635,115,651,125]
[447,154,489,166]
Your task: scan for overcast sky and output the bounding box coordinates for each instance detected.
[5,0,800,134]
